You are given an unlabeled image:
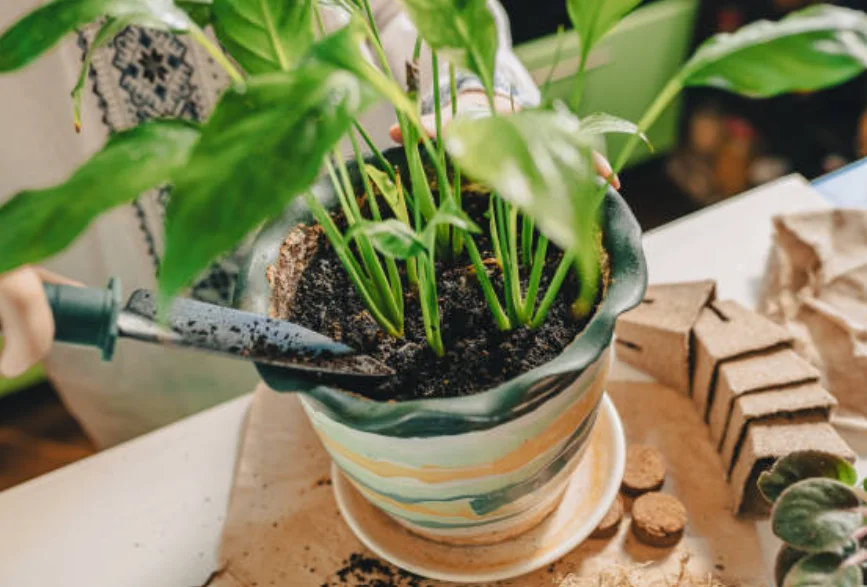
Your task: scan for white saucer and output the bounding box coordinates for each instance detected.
[332,393,626,584]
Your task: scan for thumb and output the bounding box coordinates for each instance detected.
[0,267,55,378]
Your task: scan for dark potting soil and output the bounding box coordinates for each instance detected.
[273,195,603,402]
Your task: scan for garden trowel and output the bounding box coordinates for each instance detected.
[40,280,393,386]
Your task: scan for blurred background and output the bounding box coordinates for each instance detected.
[1,0,865,491]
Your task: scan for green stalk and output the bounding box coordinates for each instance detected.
[507,205,525,323]
[522,234,549,322]
[189,25,243,85]
[569,56,589,113]
[430,51,450,255]
[449,63,464,257]
[351,132,404,315]
[531,252,574,329]
[540,25,566,103]
[418,254,444,357]
[325,159,356,223]
[613,75,683,173]
[353,122,396,181]
[494,198,517,321]
[333,148,403,331]
[305,193,401,336]
[521,214,534,267]
[464,235,511,331]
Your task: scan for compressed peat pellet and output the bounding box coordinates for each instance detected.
[631,492,687,548]
[591,494,624,539]
[622,445,667,496]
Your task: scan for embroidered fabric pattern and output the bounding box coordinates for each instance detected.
[78,24,249,306]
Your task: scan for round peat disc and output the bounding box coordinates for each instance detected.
[631,492,687,548]
[591,493,624,539]
[621,445,666,496]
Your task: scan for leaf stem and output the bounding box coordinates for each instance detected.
[613,75,683,173]
[523,234,548,322]
[531,252,574,329]
[449,63,464,257]
[464,234,511,331]
[189,25,243,85]
[353,121,396,181]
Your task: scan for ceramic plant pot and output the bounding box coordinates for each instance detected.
[235,148,647,545]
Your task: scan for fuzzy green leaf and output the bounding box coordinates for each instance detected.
[445,107,598,254]
[760,451,858,505]
[0,0,191,73]
[579,112,651,150]
[772,479,863,553]
[566,0,641,59]
[212,0,313,73]
[0,120,199,274]
[778,546,810,587]
[783,553,861,587]
[682,5,867,98]
[160,30,379,297]
[345,220,427,260]
[395,0,498,96]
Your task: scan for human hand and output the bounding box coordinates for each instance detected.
[388,91,621,190]
[0,267,78,377]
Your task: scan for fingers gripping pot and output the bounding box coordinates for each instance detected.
[236,148,648,545]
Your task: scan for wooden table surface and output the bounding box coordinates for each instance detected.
[3,174,864,587]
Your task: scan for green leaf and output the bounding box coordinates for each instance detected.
[364,164,408,224]
[345,220,427,260]
[778,546,810,587]
[0,120,199,274]
[760,451,859,505]
[682,5,867,98]
[783,553,861,587]
[445,107,598,254]
[176,0,212,27]
[0,0,191,72]
[395,0,498,96]
[420,198,481,249]
[566,0,641,59]
[307,19,418,121]
[772,479,863,553]
[579,112,652,150]
[212,0,313,73]
[160,32,378,297]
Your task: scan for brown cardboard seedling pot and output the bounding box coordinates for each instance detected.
[615,280,716,394]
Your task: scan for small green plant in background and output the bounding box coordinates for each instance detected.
[0,0,865,356]
[759,451,867,587]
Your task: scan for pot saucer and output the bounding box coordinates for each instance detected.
[332,393,626,584]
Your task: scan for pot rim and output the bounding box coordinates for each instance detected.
[235,147,648,437]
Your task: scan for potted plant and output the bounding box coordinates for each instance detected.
[1,0,865,544]
[759,451,866,587]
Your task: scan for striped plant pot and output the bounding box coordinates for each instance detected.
[236,148,647,545]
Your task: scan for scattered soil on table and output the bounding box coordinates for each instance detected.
[321,552,433,587]
[269,192,606,402]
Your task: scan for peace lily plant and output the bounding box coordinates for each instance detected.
[0,0,866,357]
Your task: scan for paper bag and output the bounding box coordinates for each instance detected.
[760,209,867,420]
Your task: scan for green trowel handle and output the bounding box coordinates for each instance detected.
[43,279,122,361]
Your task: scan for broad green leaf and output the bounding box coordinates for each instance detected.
[160,32,378,296]
[445,108,598,254]
[579,112,651,150]
[212,0,313,73]
[0,0,191,72]
[778,546,809,587]
[783,553,861,587]
[0,120,199,274]
[395,0,498,96]
[566,0,641,59]
[682,5,867,98]
[772,479,863,553]
[760,451,858,505]
[345,219,427,260]
[177,0,212,27]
